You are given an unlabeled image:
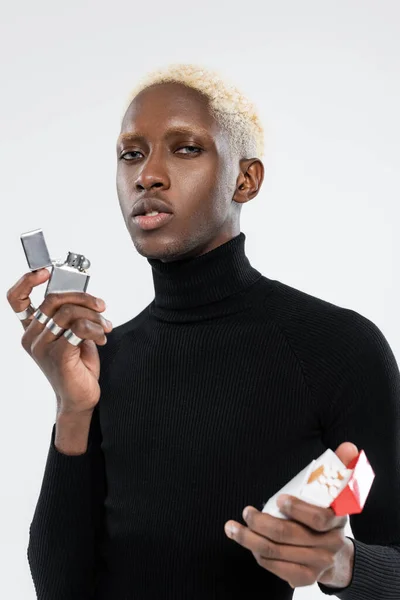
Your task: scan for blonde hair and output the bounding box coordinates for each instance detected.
[121,63,265,159]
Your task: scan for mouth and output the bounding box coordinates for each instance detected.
[132,212,174,231]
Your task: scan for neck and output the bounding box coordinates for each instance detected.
[146,232,262,322]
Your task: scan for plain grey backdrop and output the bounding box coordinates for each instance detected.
[1,1,399,598]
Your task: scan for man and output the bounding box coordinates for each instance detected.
[8,64,400,599]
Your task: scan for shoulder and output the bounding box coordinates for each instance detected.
[264,277,385,347]
[260,277,397,388]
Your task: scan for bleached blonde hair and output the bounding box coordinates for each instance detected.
[121,63,265,159]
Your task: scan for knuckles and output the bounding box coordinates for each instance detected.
[47,303,101,329]
[327,528,346,552]
[257,540,280,561]
[249,513,289,544]
[74,318,96,336]
[44,292,94,309]
[57,304,75,320]
[269,520,288,544]
[44,292,64,306]
[311,510,331,532]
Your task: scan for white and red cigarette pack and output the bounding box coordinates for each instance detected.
[262,449,375,519]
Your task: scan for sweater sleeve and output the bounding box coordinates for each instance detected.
[316,313,400,599]
[27,364,108,600]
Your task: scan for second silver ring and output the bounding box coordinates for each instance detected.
[33,308,51,325]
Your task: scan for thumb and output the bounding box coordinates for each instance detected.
[335,442,359,467]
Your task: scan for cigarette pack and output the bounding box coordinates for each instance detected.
[262,449,375,519]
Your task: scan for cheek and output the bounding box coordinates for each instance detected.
[175,160,221,207]
[116,168,133,208]
[116,165,130,193]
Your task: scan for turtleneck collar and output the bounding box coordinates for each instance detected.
[146,232,263,321]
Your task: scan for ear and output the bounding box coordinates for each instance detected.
[233,158,265,205]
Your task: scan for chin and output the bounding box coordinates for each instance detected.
[131,234,189,262]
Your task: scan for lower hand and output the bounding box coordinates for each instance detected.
[224,442,358,589]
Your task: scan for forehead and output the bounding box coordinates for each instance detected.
[120,82,221,138]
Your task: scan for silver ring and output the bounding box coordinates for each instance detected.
[45,318,65,337]
[15,302,36,320]
[33,308,51,325]
[63,328,84,346]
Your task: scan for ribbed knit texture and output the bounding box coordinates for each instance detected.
[27,232,400,599]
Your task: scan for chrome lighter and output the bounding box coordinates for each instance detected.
[20,228,91,295]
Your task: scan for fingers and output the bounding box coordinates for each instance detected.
[243,508,321,547]
[31,305,111,357]
[21,292,109,355]
[243,507,345,553]
[7,269,50,311]
[225,521,333,572]
[277,496,348,533]
[6,269,50,328]
[334,442,359,467]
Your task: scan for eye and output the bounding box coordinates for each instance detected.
[120,146,202,161]
[120,151,143,161]
[176,145,202,155]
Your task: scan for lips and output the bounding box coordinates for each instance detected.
[133,212,174,231]
[131,197,173,218]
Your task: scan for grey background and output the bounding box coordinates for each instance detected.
[1,1,399,597]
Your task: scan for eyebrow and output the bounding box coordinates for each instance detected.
[116,125,213,146]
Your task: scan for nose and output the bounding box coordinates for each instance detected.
[134,150,170,192]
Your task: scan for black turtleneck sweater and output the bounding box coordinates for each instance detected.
[27,232,400,600]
